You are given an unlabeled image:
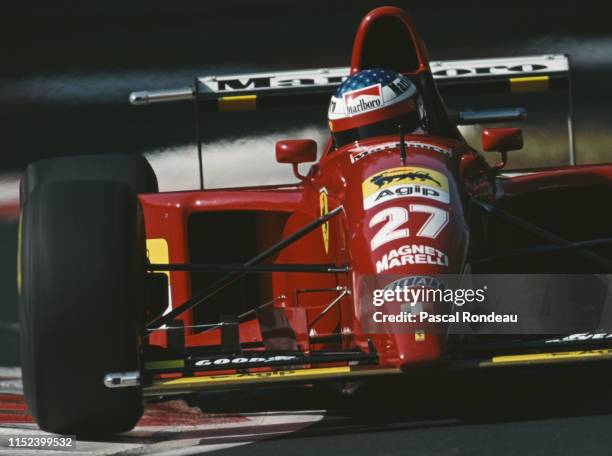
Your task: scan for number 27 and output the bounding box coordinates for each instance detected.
[369,205,449,251]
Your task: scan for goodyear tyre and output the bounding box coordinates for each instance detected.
[19,180,145,435]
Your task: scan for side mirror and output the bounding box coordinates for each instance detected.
[276,139,317,164]
[276,139,317,181]
[481,127,523,171]
[481,127,523,153]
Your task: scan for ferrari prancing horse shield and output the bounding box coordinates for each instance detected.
[320,188,329,254]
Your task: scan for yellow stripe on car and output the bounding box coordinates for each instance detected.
[510,75,549,93]
[218,95,257,111]
[144,367,402,396]
[159,366,351,387]
[146,238,172,318]
[146,238,170,280]
[491,349,612,365]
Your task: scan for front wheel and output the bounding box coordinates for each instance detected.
[19,180,146,434]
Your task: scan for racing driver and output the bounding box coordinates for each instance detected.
[328,68,426,149]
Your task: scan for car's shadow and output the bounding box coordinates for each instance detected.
[188,362,612,442]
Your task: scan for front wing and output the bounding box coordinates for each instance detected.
[103,337,612,397]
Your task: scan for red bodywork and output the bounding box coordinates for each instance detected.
[138,7,612,372]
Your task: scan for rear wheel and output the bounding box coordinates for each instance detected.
[19,180,146,434]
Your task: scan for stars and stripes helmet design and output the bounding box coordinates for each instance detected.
[328,68,425,148]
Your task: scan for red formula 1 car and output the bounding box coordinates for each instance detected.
[18,6,612,435]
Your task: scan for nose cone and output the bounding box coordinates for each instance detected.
[325,136,469,368]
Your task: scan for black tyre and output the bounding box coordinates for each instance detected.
[20,154,158,205]
[19,180,146,434]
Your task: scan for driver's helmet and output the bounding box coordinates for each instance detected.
[328,68,425,148]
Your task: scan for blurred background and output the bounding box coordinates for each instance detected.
[1,0,611,364]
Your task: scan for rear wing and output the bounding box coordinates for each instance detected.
[130,54,574,188]
[130,54,570,110]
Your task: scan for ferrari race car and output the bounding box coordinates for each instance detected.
[18,6,612,435]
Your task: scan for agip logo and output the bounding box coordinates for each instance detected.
[343,84,383,116]
[362,167,450,209]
